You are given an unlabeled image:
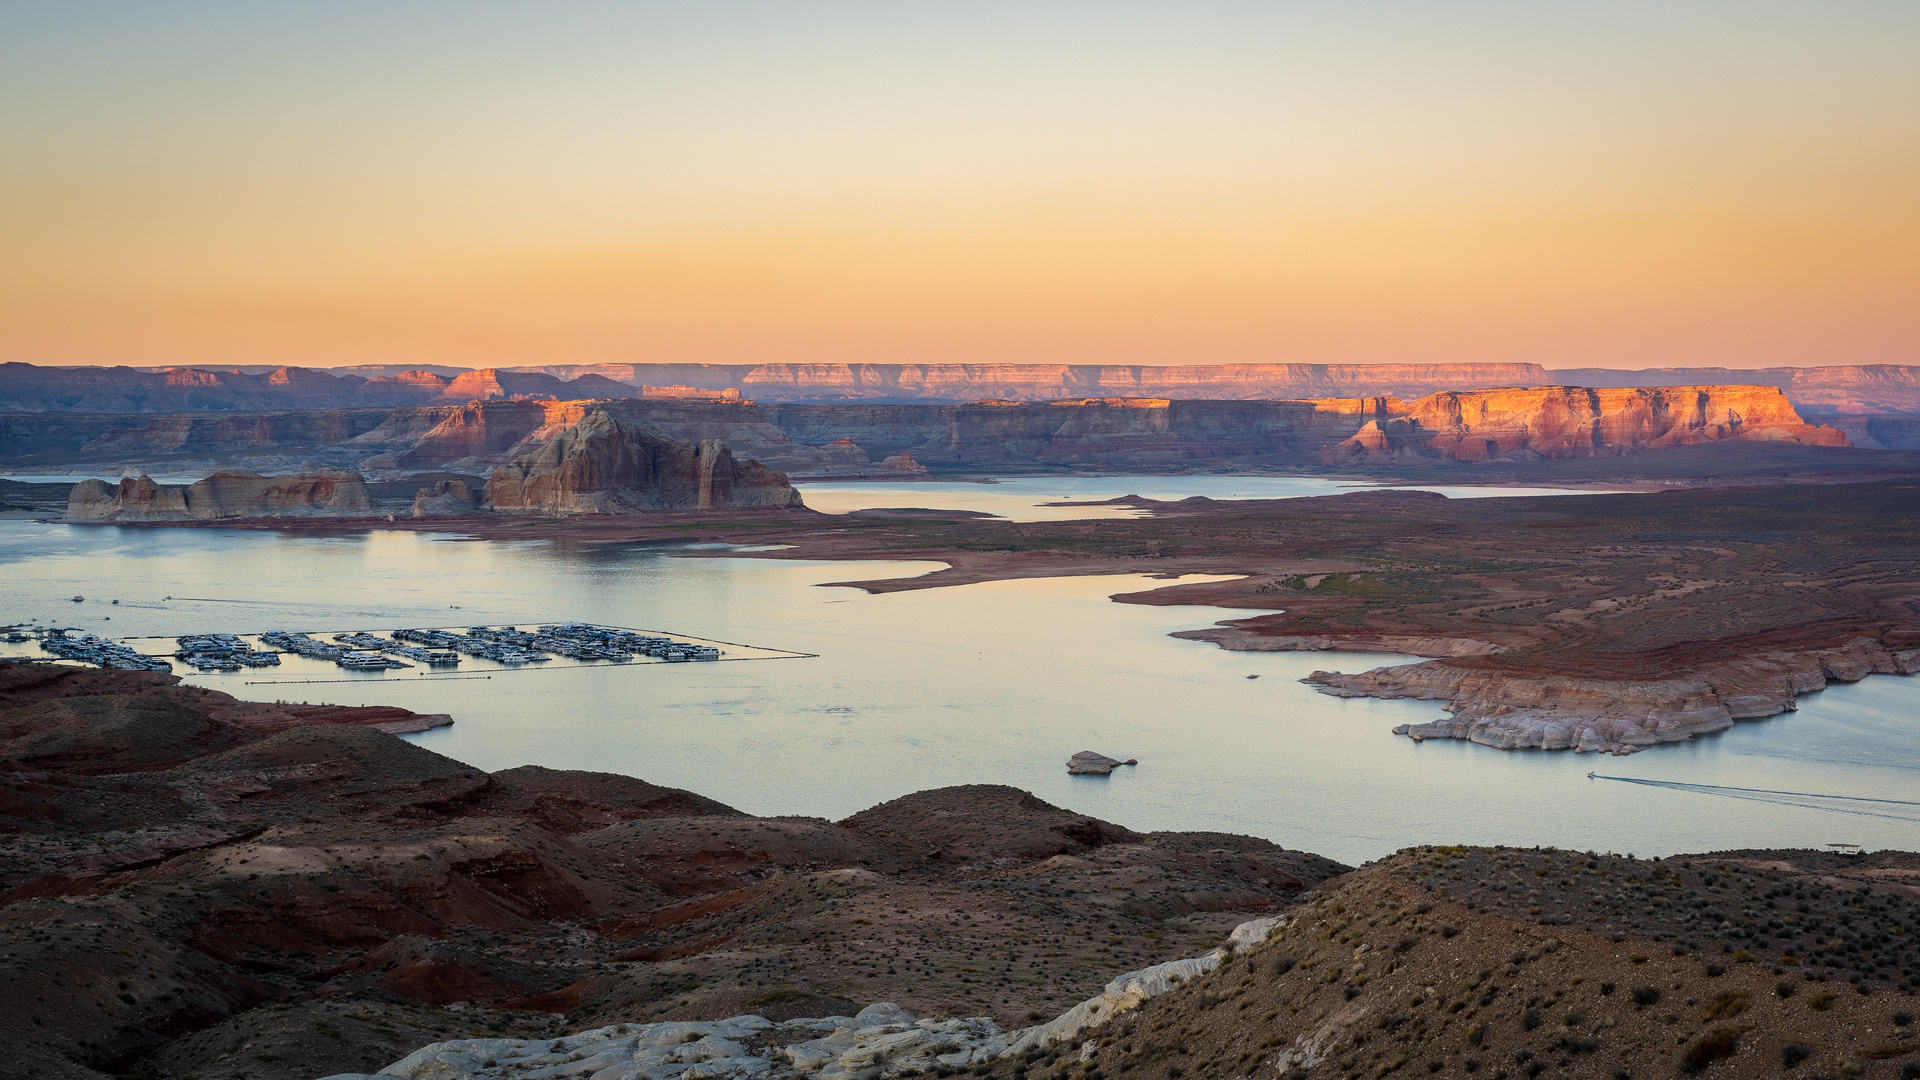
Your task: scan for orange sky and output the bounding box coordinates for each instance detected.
[2,3,1916,370]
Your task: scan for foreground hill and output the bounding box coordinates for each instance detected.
[1012,848,1917,1080]
[0,662,1340,1080]
[2,662,1913,1079]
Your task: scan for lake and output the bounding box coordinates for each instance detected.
[1,502,1914,867]
[792,475,1625,521]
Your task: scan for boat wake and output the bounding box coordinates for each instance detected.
[1588,774,1920,824]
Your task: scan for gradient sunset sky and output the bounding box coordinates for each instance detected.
[3,2,1916,371]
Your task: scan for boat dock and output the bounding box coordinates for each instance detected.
[0,621,810,678]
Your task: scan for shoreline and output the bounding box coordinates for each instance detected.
[19,478,1920,759]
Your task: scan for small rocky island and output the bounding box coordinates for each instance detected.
[66,470,371,521]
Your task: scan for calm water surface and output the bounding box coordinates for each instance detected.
[1,520,1914,865]
[793,475,1623,521]
[2,473,206,485]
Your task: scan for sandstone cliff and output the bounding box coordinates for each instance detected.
[1321,385,1847,463]
[66,470,372,521]
[0,362,627,414]
[410,478,483,517]
[506,361,1550,402]
[357,398,868,477]
[1551,363,1920,411]
[365,396,1397,475]
[75,408,391,456]
[18,359,1920,414]
[361,388,1847,476]
[484,410,804,513]
[1,361,1554,411]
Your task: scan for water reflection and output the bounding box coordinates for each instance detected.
[1,521,1914,865]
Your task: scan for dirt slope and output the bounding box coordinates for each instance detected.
[998,849,1918,1080]
[0,663,1342,1080]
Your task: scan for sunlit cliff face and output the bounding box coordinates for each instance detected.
[1,4,1916,370]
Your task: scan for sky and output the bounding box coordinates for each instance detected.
[1,2,1916,371]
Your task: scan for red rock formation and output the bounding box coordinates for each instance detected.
[484,410,803,513]
[0,362,627,413]
[506,362,1552,401]
[390,400,580,468]
[361,398,823,475]
[1322,385,1847,463]
[410,478,483,517]
[66,470,372,521]
[878,452,930,475]
[18,359,1920,413]
[1551,364,1920,411]
[363,396,1402,473]
[67,475,188,520]
[434,369,563,403]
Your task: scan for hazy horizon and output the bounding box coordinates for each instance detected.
[10,358,1910,374]
[5,3,1916,372]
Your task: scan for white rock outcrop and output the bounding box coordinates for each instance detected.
[315,914,1295,1080]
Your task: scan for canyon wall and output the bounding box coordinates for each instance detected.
[19,359,1920,413]
[71,409,393,456]
[66,470,372,521]
[361,396,1397,474]
[1550,364,1920,412]
[0,412,154,458]
[0,363,445,412]
[373,389,1841,474]
[1,410,391,461]
[3,361,1547,411]
[0,363,626,414]
[484,410,804,513]
[502,362,1549,401]
[1322,386,1847,463]
[9,384,1855,477]
[354,398,817,473]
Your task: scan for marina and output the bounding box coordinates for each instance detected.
[3,522,1917,863]
[0,621,810,679]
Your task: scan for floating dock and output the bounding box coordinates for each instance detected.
[0,622,810,680]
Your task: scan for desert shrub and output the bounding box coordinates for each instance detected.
[1808,992,1836,1011]
[1780,1043,1812,1067]
[1775,981,1796,998]
[1630,986,1662,1007]
[1680,1026,1740,1073]
[1702,991,1749,1021]
[1522,1008,1543,1030]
